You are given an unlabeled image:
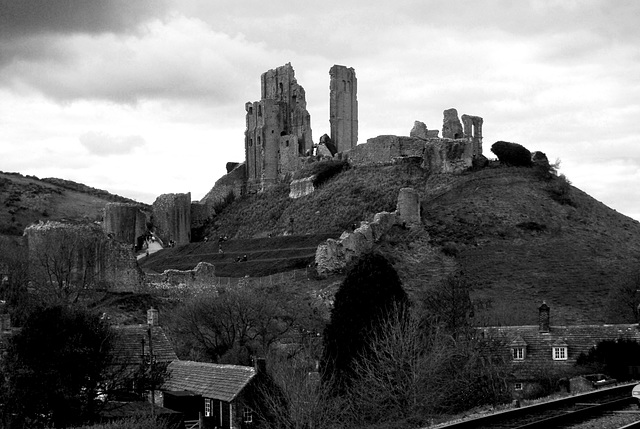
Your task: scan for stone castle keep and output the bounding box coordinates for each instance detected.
[244,63,358,192]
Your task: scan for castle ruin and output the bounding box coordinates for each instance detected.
[245,63,314,192]
[330,65,358,153]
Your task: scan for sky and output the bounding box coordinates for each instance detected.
[1,1,639,220]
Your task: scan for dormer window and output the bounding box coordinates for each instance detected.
[511,336,527,360]
[552,338,568,360]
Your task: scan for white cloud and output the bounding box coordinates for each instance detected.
[79,132,146,156]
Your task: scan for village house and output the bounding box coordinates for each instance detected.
[483,302,640,398]
[161,359,270,429]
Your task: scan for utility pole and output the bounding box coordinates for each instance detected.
[148,325,155,418]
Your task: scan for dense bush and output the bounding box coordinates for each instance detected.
[576,339,640,381]
[293,159,349,187]
[491,141,532,167]
[321,252,408,392]
[1,306,113,427]
[547,174,575,206]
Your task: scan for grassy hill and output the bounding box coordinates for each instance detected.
[139,233,339,277]
[203,161,640,326]
[0,171,146,237]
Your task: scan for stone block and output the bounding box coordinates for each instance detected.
[410,121,429,140]
[289,176,316,199]
[397,188,421,225]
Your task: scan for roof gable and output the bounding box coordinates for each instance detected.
[163,360,256,402]
[111,325,178,365]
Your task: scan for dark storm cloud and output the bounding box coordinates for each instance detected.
[0,0,169,38]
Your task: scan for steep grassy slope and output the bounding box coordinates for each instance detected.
[208,163,640,326]
[210,163,429,238]
[0,171,145,236]
[420,167,640,326]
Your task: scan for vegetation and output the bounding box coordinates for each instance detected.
[0,305,113,428]
[321,252,409,391]
[292,159,350,188]
[211,163,427,238]
[167,285,324,364]
[576,339,640,381]
[491,141,532,167]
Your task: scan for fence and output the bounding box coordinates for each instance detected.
[146,267,311,298]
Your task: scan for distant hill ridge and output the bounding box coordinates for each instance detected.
[0,171,146,236]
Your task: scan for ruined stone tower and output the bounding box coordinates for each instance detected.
[329,65,358,153]
[245,63,313,192]
[152,193,192,245]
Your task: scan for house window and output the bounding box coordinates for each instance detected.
[243,406,253,423]
[553,347,567,360]
[205,399,212,417]
[512,347,525,360]
[514,383,523,391]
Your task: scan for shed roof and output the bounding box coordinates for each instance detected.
[163,360,256,403]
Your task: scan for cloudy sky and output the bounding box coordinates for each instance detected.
[1,1,639,219]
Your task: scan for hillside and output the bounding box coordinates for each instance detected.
[139,233,339,277]
[205,162,640,326]
[0,171,146,237]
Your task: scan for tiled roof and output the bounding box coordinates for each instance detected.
[111,325,178,365]
[163,360,256,402]
[482,324,640,381]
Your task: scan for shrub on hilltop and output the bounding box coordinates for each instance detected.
[491,141,532,167]
[293,159,350,188]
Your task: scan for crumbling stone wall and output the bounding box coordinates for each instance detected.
[245,63,313,192]
[344,135,426,166]
[330,65,358,153]
[152,193,191,245]
[397,188,421,225]
[289,176,316,199]
[422,138,475,173]
[315,188,422,277]
[103,203,148,247]
[145,262,217,293]
[24,220,143,293]
[442,108,464,139]
[461,114,483,157]
[201,163,245,217]
[410,121,439,139]
[103,239,145,292]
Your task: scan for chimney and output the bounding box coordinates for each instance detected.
[254,357,267,375]
[538,302,550,333]
[147,307,159,326]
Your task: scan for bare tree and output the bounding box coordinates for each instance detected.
[255,353,347,429]
[347,306,511,427]
[168,287,316,364]
[28,223,105,304]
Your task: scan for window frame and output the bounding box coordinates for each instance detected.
[514,382,523,391]
[204,398,212,417]
[553,346,567,360]
[512,347,525,360]
[243,406,253,423]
